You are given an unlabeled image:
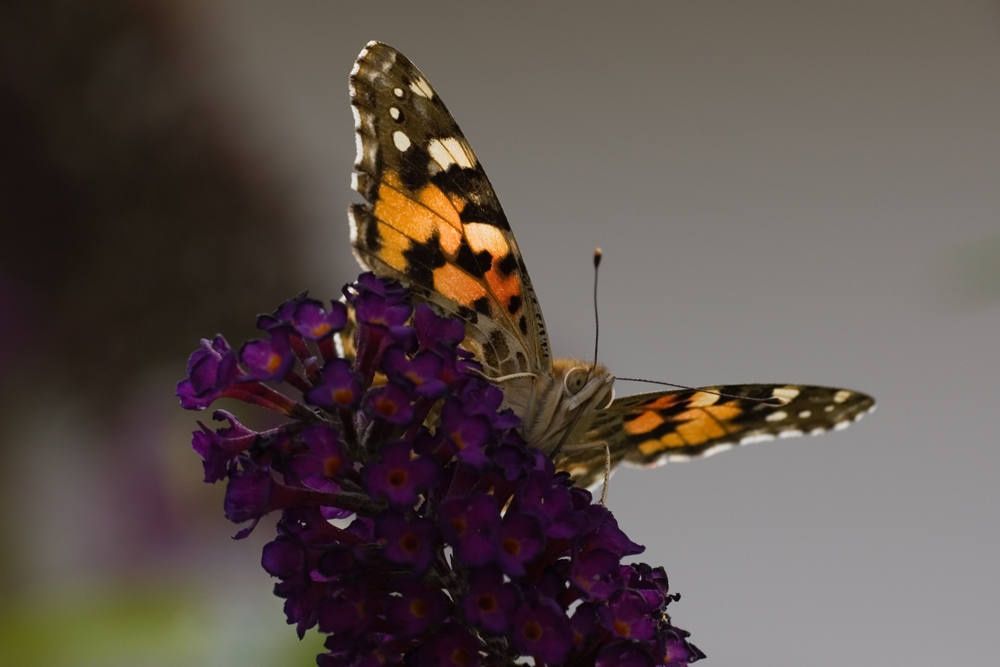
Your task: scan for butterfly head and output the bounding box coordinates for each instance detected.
[521,358,615,457]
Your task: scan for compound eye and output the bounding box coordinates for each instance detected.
[564,367,589,395]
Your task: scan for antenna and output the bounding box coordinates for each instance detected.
[591,248,602,371]
[616,377,787,406]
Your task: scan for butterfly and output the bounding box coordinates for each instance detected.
[346,41,874,488]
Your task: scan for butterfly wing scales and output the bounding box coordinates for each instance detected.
[556,384,875,488]
[349,41,551,379]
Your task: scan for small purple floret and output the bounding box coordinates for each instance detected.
[305,357,363,408]
[438,493,501,566]
[176,335,243,409]
[192,410,258,483]
[289,424,349,492]
[388,577,447,637]
[365,441,438,507]
[292,298,348,340]
[511,597,573,664]
[376,512,437,575]
[462,565,517,633]
[363,383,415,425]
[497,512,544,577]
[240,328,295,382]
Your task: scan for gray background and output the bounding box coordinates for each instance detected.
[187,1,1000,664]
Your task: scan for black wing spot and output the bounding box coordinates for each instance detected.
[507,294,522,315]
[459,201,508,230]
[403,234,447,287]
[473,297,491,317]
[489,328,510,360]
[351,205,381,252]
[518,315,528,335]
[497,252,518,276]
[482,342,499,370]
[455,240,492,279]
[515,351,528,372]
[434,166,477,196]
[456,305,478,325]
[398,147,432,190]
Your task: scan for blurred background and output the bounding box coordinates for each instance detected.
[1,1,998,665]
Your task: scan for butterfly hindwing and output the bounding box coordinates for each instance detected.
[556,384,875,488]
[349,41,551,379]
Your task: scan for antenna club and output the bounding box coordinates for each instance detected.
[593,248,603,268]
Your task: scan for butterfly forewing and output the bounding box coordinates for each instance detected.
[349,41,551,380]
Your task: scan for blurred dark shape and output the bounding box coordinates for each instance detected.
[0,0,306,408]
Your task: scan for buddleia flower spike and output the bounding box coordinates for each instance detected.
[178,273,704,666]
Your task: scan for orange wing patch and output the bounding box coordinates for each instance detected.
[432,263,489,308]
[632,401,745,456]
[464,222,520,311]
[622,410,665,436]
[375,171,462,249]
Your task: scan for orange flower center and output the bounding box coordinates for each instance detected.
[476,593,497,613]
[409,598,429,618]
[388,469,408,488]
[324,456,342,477]
[502,537,521,556]
[450,647,471,666]
[522,620,543,642]
[266,353,282,373]
[400,534,420,554]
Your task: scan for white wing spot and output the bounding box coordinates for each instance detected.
[740,433,775,445]
[393,87,404,98]
[351,106,364,165]
[824,404,835,412]
[700,443,735,458]
[347,208,360,243]
[778,429,804,439]
[834,420,851,431]
[393,131,412,152]
[389,107,400,120]
[765,410,788,422]
[798,410,812,419]
[409,76,434,98]
[809,426,827,435]
[771,387,801,405]
[833,390,853,404]
[428,137,476,170]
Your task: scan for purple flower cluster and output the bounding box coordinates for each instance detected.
[178,273,704,666]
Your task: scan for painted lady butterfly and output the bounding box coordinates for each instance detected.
[346,41,874,488]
